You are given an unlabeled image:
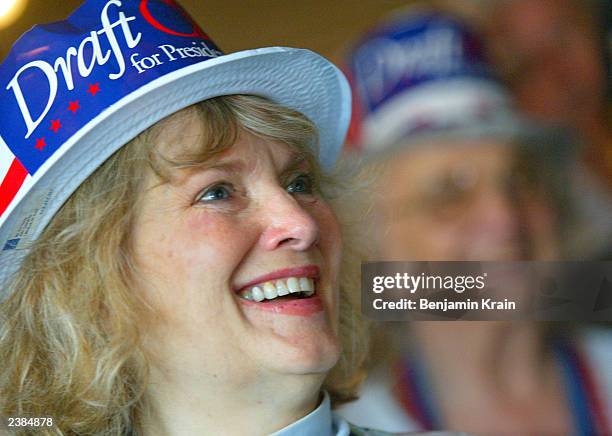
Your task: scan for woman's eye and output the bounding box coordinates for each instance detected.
[198,184,233,202]
[286,174,314,194]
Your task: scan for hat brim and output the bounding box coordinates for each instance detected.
[0,47,351,295]
[366,110,577,166]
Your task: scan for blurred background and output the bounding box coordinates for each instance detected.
[2,0,612,434]
[1,0,610,118]
[2,0,417,63]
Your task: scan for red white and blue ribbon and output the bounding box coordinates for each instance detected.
[394,339,611,435]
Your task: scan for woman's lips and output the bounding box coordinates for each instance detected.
[238,294,324,316]
[234,265,323,316]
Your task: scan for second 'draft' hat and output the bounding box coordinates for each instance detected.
[343,10,573,157]
[0,0,351,296]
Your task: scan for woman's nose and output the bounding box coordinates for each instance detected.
[257,191,320,252]
[469,185,521,239]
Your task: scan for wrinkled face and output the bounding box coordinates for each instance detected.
[131,120,342,384]
[375,140,557,261]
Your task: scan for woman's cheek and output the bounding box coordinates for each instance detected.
[316,202,343,283]
[322,204,342,252]
[187,209,236,237]
[184,212,255,272]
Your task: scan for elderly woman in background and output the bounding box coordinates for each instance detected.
[338,8,612,436]
[0,1,405,434]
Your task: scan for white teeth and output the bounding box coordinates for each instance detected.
[299,277,313,292]
[239,276,316,302]
[263,282,278,300]
[276,280,289,296]
[251,286,265,302]
[287,277,300,294]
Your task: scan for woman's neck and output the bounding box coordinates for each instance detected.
[141,368,324,436]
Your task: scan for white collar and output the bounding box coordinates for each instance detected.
[270,391,351,436]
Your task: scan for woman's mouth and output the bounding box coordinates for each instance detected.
[238,277,315,302]
[234,266,323,316]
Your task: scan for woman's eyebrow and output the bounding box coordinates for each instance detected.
[180,151,310,179]
[200,160,245,173]
[282,153,312,173]
[184,158,247,175]
[168,159,245,186]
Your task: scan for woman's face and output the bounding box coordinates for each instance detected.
[131,119,342,385]
[375,140,557,261]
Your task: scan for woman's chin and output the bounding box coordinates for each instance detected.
[275,332,341,375]
[261,340,341,377]
[240,303,341,375]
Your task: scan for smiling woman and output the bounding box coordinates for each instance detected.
[0,0,378,435]
[0,94,368,435]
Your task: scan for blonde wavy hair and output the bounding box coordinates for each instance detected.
[0,95,369,435]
